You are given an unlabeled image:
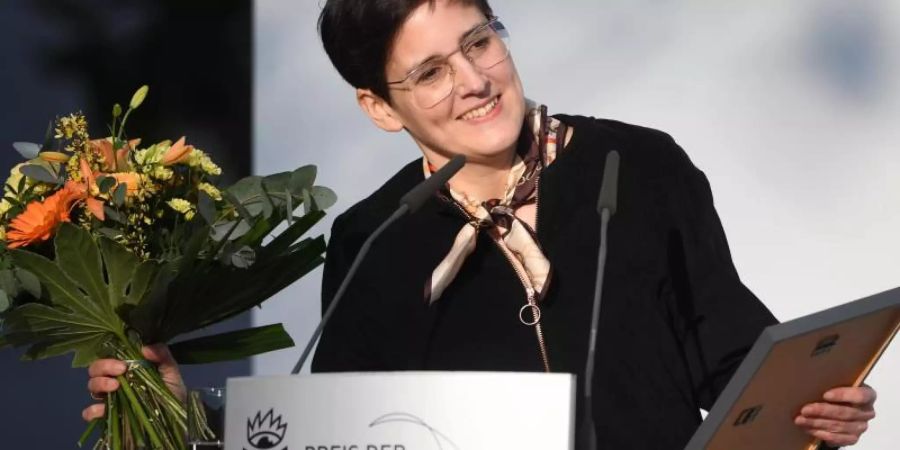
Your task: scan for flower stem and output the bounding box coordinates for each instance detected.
[108,392,121,450]
[116,374,166,450]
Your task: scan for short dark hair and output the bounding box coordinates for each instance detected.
[318,0,493,102]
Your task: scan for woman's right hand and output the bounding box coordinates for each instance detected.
[82,344,187,422]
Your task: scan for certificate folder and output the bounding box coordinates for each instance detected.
[685,287,900,450]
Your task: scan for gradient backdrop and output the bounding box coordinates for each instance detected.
[254,1,899,449]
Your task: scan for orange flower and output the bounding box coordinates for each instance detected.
[90,138,141,172]
[160,136,193,166]
[110,172,142,196]
[73,159,105,221]
[6,184,85,249]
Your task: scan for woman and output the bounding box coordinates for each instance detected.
[85,0,877,447]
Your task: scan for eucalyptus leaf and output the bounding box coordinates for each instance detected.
[211,219,251,242]
[103,207,125,224]
[112,183,127,206]
[260,171,291,194]
[230,246,256,268]
[97,176,116,194]
[197,190,216,225]
[223,190,253,223]
[301,188,312,215]
[289,165,317,195]
[19,164,59,184]
[0,270,18,297]
[310,186,337,211]
[285,189,294,225]
[14,268,41,298]
[12,142,40,159]
[0,289,10,312]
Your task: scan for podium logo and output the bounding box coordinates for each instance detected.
[246,408,288,450]
[369,412,459,450]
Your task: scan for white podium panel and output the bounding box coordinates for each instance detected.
[225,371,574,450]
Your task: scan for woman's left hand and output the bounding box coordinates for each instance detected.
[794,385,877,447]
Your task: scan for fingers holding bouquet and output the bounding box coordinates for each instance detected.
[83,344,186,422]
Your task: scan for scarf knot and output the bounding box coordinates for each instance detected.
[423,104,568,306]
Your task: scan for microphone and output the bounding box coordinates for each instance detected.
[579,150,620,450]
[400,154,466,213]
[291,154,466,374]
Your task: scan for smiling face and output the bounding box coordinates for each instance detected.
[358,0,527,167]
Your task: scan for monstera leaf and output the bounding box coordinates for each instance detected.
[2,223,147,367]
[3,223,298,366]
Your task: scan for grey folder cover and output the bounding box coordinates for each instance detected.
[685,287,900,450]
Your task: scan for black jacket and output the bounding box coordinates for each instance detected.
[312,115,778,449]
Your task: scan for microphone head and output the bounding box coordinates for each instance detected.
[597,150,620,215]
[400,154,466,213]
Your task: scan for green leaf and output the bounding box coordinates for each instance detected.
[19,164,59,184]
[5,304,114,367]
[124,261,160,307]
[234,215,274,248]
[12,142,40,159]
[56,224,110,307]
[168,324,294,364]
[9,249,113,328]
[289,165,317,196]
[197,190,216,225]
[98,238,140,308]
[260,210,325,259]
[3,227,132,366]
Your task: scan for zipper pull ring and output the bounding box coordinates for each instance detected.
[518,303,542,326]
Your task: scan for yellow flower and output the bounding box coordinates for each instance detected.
[6,163,26,191]
[0,199,11,218]
[150,166,173,181]
[198,182,222,201]
[54,113,88,140]
[187,149,221,176]
[166,198,196,220]
[0,225,6,241]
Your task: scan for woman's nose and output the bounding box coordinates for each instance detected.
[452,54,491,98]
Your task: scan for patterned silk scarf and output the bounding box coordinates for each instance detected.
[424,103,567,310]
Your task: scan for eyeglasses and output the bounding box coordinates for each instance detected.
[387,17,511,109]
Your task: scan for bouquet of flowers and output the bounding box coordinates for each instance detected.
[0,86,334,449]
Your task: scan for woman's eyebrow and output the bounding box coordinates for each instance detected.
[404,20,489,73]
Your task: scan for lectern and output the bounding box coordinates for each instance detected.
[224,372,574,450]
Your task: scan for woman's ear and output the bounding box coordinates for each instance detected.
[357,89,405,132]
